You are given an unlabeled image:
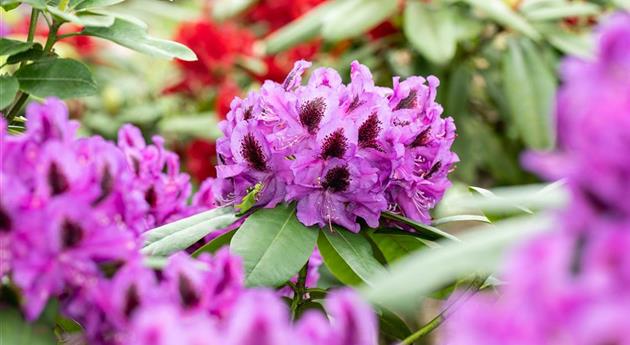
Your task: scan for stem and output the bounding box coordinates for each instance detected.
[5,20,62,122]
[398,276,487,345]
[290,262,309,320]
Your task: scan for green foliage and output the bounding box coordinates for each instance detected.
[318,228,385,286]
[15,58,97,99]
[0,309,56,345]
[403,2,457,66]
[192,229,237,257]
[0,38,35,56]
[322,0,398,41]
[230,204,319,287]
[0,75,19,109]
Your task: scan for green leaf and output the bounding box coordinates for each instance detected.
[82,18,197,61]
[523,2,599,21]
[141,207,238,256]
[381,212,460,242]
[361,215,553,311]
[432,215,491,226]
[0,75,19,110]
[192,229,237,257]
[0,308,56,345]
[143,206,236,245]
[230,204,319,287]
[15,58,97,99]
[463,182,568,214]
[318,228,386,286]
[613,0,630,9]
[540,25,594,59]
[6,43,46,65]
[0,0,46,10]
[460,0,540,40]
[0,38,34,56]
[377,307,412,341]
[503,38,556,150]
[403,2,457,65]
[157,113,221,139]
[71,0,124,10]
[212,0,256,20]
[264,1,335,54]
[369,232,427,263]
[322,0,398,41]
[47,6,115,26]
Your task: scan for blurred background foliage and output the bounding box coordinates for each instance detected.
[2,0,627,186]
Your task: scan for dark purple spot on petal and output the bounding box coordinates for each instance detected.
[48,162,69,195]
[394,90,417,111]
[178,274,200,309]
[240,134,268,171]
[299,97,326,134]
[424,161,442,179]
[131,157,141,176]
[145,187,158,208]
[61,220,84,249]
[321,129,348,159]
[243,106,253,121]
[410,127,431,147]
[93,166,113,205]
[358,113,381,148]
[124,284,141,318]
[322,165,351,193]
[0,205,11,233]
[347,96,364,113]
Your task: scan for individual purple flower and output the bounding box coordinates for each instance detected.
[324,288,379,345]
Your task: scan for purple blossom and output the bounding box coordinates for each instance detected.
[215,60,457,230]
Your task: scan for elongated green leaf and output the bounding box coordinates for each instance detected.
[0,308,56,345]
[318,231,363,286]
[264,1,336,54]
[523,2,599,21]
[141,213,238,256]
[212,0,256,20]
[322,0,397,41]
[231,204,319,287]
[0,38,34,56]
[361,215,553,311]
[158,113,221,139]
[465,182,568,214]
[377,307,412,341]
[381,212,460,242]
[403,2,457,65]
[82,18,197,61]
[71,0,124,10]
[432,215,491,226]
[0,0,46,9]
[15,58,97,99]
[461,0,540,40]
[541,26,594,59]
[6,44,45,65]
[192,229,237,257]
[47,6,115,26]
[143,206,235,244]
[319,228,386,286]
[503,38,555,150]
[0,75,19,109]
[369,232,427,263]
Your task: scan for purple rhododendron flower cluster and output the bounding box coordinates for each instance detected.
[444,13,630,345]
[1,98,378,344]
[213,60,457,231]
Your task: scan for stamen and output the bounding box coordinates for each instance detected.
[299,97,326,134]
[240,134,268,171]
[322,165,351,193]
[321,129,348,159]
[358,113,381,148]
[394,90,417,110]
[48,162,69,195]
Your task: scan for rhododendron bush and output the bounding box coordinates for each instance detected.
[1,0,629,344]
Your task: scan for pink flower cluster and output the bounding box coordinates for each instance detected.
[0,98,377,344]
[444,13,630,345]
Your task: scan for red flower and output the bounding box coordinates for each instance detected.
[246,0,326,32]
[216,80,242,120]
[185,139,217,182]
[167,19,255,93]
[367,21,398,40]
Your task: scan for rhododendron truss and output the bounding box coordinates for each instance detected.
[441,13,630,345]
[0,98,378,345]
[213,60,457,231]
